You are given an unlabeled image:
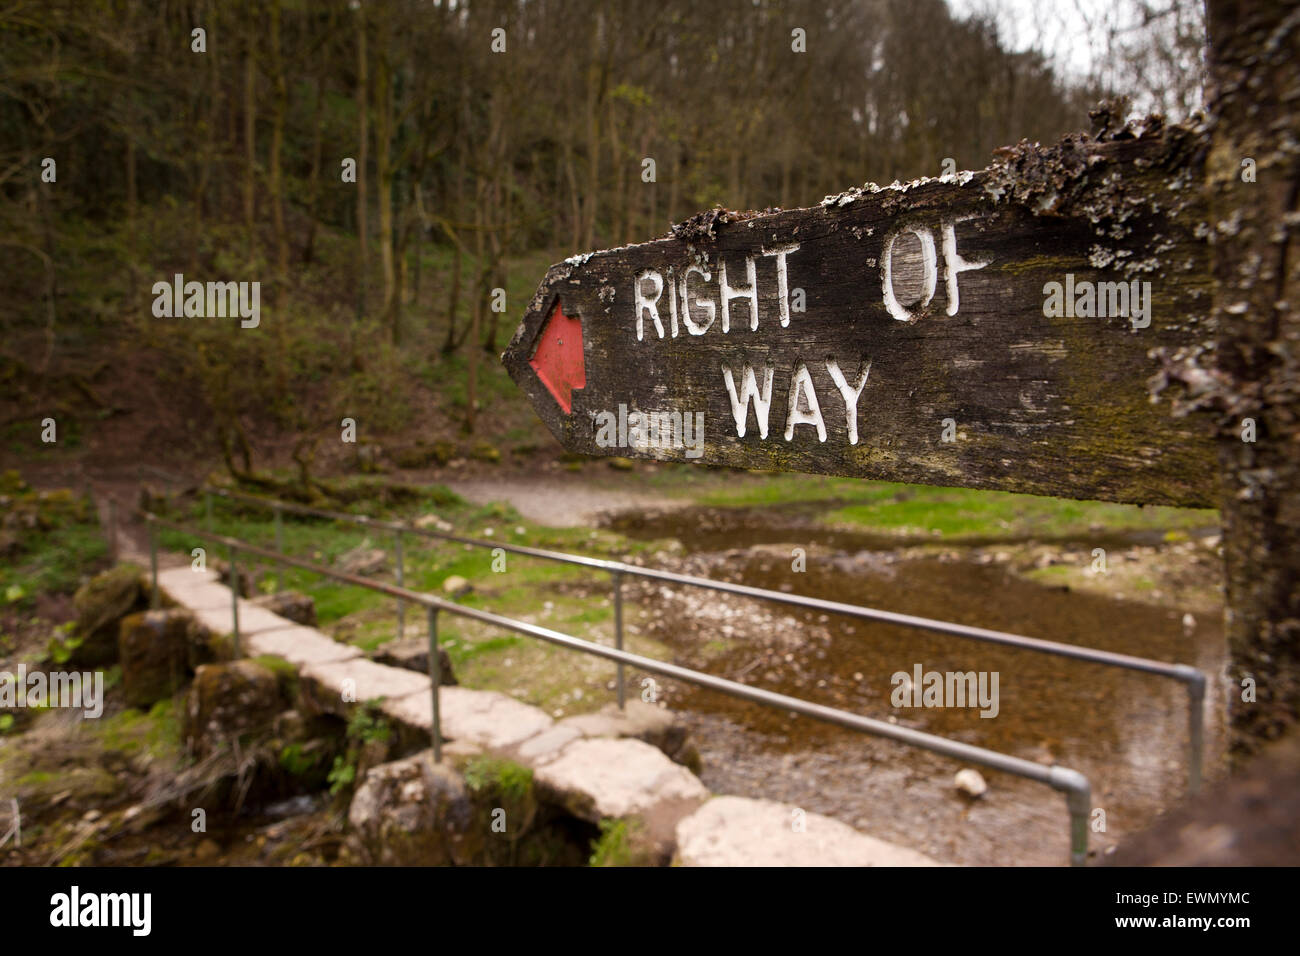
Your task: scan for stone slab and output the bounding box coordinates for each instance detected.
[534,736,708,822]
[381,686,553,751]
[674,796,943,867]
[245,625,362,667]
[300,658,432,717]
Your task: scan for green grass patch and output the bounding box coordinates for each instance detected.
[463,756,533,801]
[91,698,182,761]
[820,483,1216,541]
[0,480,107,605]
[589,818,652,867]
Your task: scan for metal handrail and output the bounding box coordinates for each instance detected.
[145,510,1093,865]
[203,485,1207,793]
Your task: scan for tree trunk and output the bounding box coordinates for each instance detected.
[268,0,289,283]
[1206,0,1300,760]
[243,23,257,260]
[355,4,369,319]
[375,40,397,341]
[303,74,323,265]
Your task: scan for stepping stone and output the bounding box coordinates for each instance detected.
[559,699,699,770]
[299,658,432,717]
[674,796,944,867]
[245,625,362,667]
[516,724,584,765]
[157,569,233,610]
[186,602,294,638]
[381,686,553,751]
[158,567,218,587]
[533,736,708,823]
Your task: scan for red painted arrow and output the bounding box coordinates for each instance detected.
[527,299,585,413]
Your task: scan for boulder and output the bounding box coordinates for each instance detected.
[442,575,472,596]
[70,565,147,665]
[117,610,191,708]
[533,736,708,824]
[338,545,387,577]
[185,660,284,758]
[209,558,254,598]
[414,513,453,533]
[371,638,457,685]
[344,752,482,865]
[954,768,987,798]
[251,590,317,627]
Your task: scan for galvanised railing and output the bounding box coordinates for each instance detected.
[202,486,1207,795]
[146,510,1096,865]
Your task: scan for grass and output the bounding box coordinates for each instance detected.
[0,482,108,606]
[90,697,183,762]
[463,756,533,801]
[588,817,652,867]
[821,484,1216,540]
[634,468,1218,542]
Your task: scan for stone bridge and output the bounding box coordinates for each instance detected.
[158,565,942,866]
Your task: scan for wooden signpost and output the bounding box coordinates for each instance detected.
[506,0,1299,763]
[505,123,1218,508]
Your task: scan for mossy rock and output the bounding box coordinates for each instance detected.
[185,660,285,758]
[250,590,317,627]
[118,610,191,708]
[343,752,483,866]
[70,565,147,665]
[461,756,541,864]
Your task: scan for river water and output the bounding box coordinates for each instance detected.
[606,506,1226,866]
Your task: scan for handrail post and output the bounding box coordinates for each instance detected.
[229,545,241,658]
[1049,766,1092,866]
[395,528,405,641]
[1176,664,1206,795]
[274,503,285,593]
[613,569,626,710]
[148,517,159,610]
[427,606,442,764]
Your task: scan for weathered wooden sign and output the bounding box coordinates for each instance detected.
[504,123,1218,507]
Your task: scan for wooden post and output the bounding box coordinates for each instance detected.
[1205,0,1300,760]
